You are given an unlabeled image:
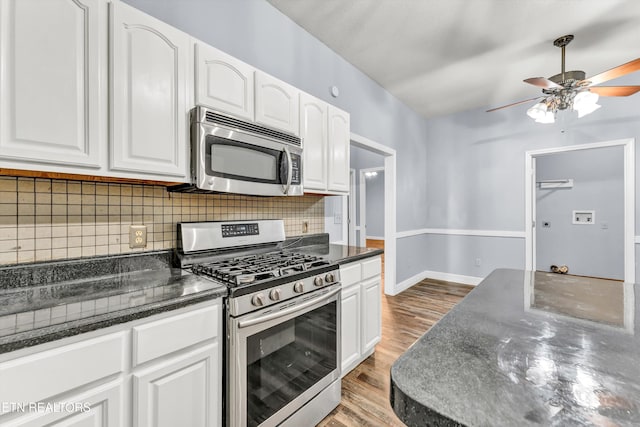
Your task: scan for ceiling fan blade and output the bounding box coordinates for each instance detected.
[584,58,640,86]
[588,86,640,97]
[524,77,561,89]
[486,97,542,112]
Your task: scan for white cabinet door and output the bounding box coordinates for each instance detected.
[255,71,299,136]
[327,106,350,192]
[300,93,328,191]
[5,380,124,427]
[340,284,361,376]
[195,42,254,121]
[133,343,221,427]
[0,0,104,169]
[361,277,382,354]
[110,1,189,179]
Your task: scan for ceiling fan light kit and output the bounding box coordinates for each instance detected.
[488,35,640,123]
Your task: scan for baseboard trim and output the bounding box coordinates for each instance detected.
[393,270,483,294]
[366,236,384,240]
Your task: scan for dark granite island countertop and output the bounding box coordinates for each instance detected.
[0,251,226,354]
[390,269,640,427]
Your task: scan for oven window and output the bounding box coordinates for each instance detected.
[246,301,337,427]
[210,141,278,182]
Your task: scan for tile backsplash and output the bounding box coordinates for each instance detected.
[0,177,324,265]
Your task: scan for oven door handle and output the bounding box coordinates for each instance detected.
[281,146,293,195]
[238,286,340,329]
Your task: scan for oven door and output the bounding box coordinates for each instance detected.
[227,284,341,427]
[195,123,303,196]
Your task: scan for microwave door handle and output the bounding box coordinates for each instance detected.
[282,146,293,195]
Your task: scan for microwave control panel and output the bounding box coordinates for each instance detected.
[222,223,259,238]
[291,154,301,185]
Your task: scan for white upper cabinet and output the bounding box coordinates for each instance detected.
[300,92,350,194]
[0,0,105,169]
[255,71,299,136]
[109,1,190,179]
[300,93,328,191]
[327,106,350,192]
[195,42,254,121]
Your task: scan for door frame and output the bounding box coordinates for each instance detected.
[359,167,385,246]
[350,133,397,295]
[348,168,357,246]
[525,138,635,282]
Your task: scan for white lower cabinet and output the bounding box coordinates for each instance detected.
[340,284,361,373]
[361,276,382,354]
[4,380,124,427]
[0,299,222,427]
[340,256,382,377]
[133,343,219,427]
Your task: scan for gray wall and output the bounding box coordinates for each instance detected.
[123,0,432,284]
[425,88,640,282]
[365,172,385,238]
[535,147,624,280]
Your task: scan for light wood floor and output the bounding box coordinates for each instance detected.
[318,240,474,426]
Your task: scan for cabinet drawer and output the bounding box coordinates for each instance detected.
[133,303,219,366]
[362,256,382,279]
[340,262,362,287]
[0,332,126,407]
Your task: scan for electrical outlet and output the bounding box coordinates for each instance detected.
[129,225,147,248]
[334,213,342,224]
[475,258,481,267]
[302,220,309,234]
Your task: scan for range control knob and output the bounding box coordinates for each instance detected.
[314,276,324,287]
[269,289,281,301]
[293,282,304,293]
[325,273,335,283]
[251,293,266,307]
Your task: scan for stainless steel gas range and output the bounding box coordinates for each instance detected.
[176,220,341,427]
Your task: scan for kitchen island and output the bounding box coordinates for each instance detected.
[390,269,640,426]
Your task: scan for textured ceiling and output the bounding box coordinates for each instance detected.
[267,0,640,118]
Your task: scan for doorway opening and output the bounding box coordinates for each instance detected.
[525,138,635,282]
[350,133,397,295]
[359,167,385,247]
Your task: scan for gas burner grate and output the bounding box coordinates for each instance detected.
[191,251,330,286]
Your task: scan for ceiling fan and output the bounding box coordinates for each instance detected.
[487,35,640,123]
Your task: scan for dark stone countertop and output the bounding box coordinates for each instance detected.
[0,251,226,354]
[390,269,640,427]
[283,233,383,264]
[0,234,381,356]
[296,243,383,264]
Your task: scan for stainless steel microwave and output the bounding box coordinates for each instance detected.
[170,106,303,196]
